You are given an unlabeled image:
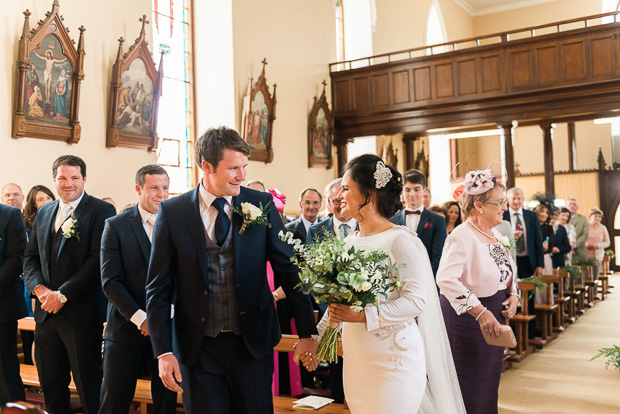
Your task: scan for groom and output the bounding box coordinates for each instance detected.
[146,126,318,414]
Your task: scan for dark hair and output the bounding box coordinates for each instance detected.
[23,185,56,232]
[195,126,251,171]
[534,204,551,225]
[443,201,463,227]
[52,155,86,178]
[135,164,169,187]
[299,188,321,202]
[560,207,572,222]
[403,169,426,187]
[344,154,403,220]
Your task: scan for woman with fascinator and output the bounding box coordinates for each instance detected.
[302,154,465,413]
[436,168,520,414]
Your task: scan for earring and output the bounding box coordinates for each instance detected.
[479,210,483,214]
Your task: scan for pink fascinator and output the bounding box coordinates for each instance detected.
[463,169,497,196]
[268,188,286,212]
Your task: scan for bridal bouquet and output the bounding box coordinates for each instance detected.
[279,230,402,362]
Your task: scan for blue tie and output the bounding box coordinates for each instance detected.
[212,198,230,246]
[339,223,349,238]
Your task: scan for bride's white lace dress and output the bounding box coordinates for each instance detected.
[319,226,466,414]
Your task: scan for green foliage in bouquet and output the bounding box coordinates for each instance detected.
[591,345,620,375]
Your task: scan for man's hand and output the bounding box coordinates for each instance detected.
[139,320,149,336]
[39,289,65,314]
[534,266,543,276]
[293,338,317,367]
[552,247,560,254]
[299,351,319,372]
[158,354,183,393]
[513,229,523,240]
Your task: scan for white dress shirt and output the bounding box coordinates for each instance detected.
[508,207,528,256]
[301,215,317,234]
[333,217,357,239]
[54,191,85,231]
[198,183,233,243]
[405,206,424,231]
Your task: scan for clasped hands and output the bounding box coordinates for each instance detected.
[34,286,65,314]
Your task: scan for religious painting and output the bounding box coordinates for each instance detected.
[241,59,276,163]
[13,1,85,143]
[107,16,163,151]
[307,81,333,169]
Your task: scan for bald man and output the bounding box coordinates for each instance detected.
[1,184,24,210]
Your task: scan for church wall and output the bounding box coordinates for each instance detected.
[230,0,337,210]
[0,0,156,209]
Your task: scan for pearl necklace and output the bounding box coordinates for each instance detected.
[467,219,496,240]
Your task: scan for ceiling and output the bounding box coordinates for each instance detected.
[453,0,560,16]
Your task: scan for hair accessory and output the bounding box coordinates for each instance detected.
[463,168,497,196]
[374,161,392,189]
[267,188,286,213]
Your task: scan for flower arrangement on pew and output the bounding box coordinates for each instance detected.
[279,230,402,362]
[603,250,616,259]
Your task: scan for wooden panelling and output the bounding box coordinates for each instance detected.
[510,50,533,88]
[353,77,369,110]
[481,55,502,92]
[414,67,431,101]
[537,46,559,84]
[591,37,614,76]
[563,41,586,80]
[371,73,389,107]
[458,59,477,95]
[393,70,410,104]
[334,80,350,112]
[436,63,454,98]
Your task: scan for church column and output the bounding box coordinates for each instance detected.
[540,122,555,194]
[335,140,348,176]
[499,123,516,189]
[567,122,577,172]
[403,134,418,171]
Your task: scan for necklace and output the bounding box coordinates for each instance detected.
[467,219,496,240]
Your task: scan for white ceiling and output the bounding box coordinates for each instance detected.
[453,0,559,16]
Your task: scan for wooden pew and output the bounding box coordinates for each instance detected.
[508,280,536,362]
[599,255,610,299]
[579,264,597,307]
[552,269,572,330]
[565,268,586,316]
[535,274,560,343]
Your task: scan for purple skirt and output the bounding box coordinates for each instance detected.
[440,290,507,414]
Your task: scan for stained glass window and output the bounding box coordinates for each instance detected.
[153,0,195,194]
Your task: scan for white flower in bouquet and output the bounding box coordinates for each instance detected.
[241,202,262,220]
[61,218,74,234]
[358,281,372,292]
[232,201,271,234]
[61,213,81,241]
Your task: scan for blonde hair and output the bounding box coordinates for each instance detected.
[589,207,604,219]
[460,181,506,219]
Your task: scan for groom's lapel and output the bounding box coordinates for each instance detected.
[57,193,90,259]
[232,190,245,261]
[186,186,208,283]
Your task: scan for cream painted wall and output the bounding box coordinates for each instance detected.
[0,0,156,209]
[372,0,473,56]
[231,0,338,213]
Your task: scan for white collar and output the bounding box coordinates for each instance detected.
[137,204,156,224]
[405,205,424,214]
[60,191,85,211]
[199,182,233,209]
[301,215,316,229]
[509,207,523,216]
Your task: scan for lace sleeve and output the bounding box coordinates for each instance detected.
[364,232,427,332]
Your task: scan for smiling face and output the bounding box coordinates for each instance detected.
[589,213,602,226]
[476,187,507,227]
[137,174,170,214]
[202,148,248,197]
[447,205,460,224]
[35,191,54,210]
[54,165,86,203]
[536,206,549,224]
[557,211,570,226]
[402,182,424,210]
[507,190,524,211]
[300,190,321,223]
[338,170,368,221]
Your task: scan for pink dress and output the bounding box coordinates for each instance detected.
[586,224,610,262]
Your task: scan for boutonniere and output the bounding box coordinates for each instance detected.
[424,221,432,230]
[61,213,81,242]
[498,235,515,253]
[232,202,272,235]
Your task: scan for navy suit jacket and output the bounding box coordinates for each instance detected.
[100,205,152,343]
[285,217,308,242]
[24,193,116,327]
[0,204,28,323]
[503,209,544,270]
[146,186,317,366]
[390,209,446,275]
[551,225,572,269]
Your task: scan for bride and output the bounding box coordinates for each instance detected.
[302,154,465,414]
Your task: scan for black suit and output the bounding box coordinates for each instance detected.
[99,206,177,414]
[551,225,571,268]
[146,186,316,414]
[285,217,310,242]
[24,193,116,414]
[0,205,27,405]
[502,209,544,278]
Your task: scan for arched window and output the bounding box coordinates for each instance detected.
[425,0,448,54]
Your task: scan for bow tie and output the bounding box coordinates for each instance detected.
[405,210,422,215]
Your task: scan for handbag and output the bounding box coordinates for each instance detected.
[482,324,516,348]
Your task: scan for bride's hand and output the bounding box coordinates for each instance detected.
[328,304,366,323]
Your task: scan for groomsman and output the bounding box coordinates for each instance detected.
[146,127,317,414]
[99,165,177,414]
[286,188,322,241]
[391,169,446,276]
[0,204,28,405]
[567,198,589,262]
[24,155,116,414]
[1,184,24,210]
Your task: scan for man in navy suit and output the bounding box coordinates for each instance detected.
[504,187,544,278]
[0,204,27,405]
[285,188,322,241]
[24,155,116,414]
[146,127,317,414]
[99,165,177,414]
[390,169,446,276]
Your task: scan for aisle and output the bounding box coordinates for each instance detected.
[498,273,620,414]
